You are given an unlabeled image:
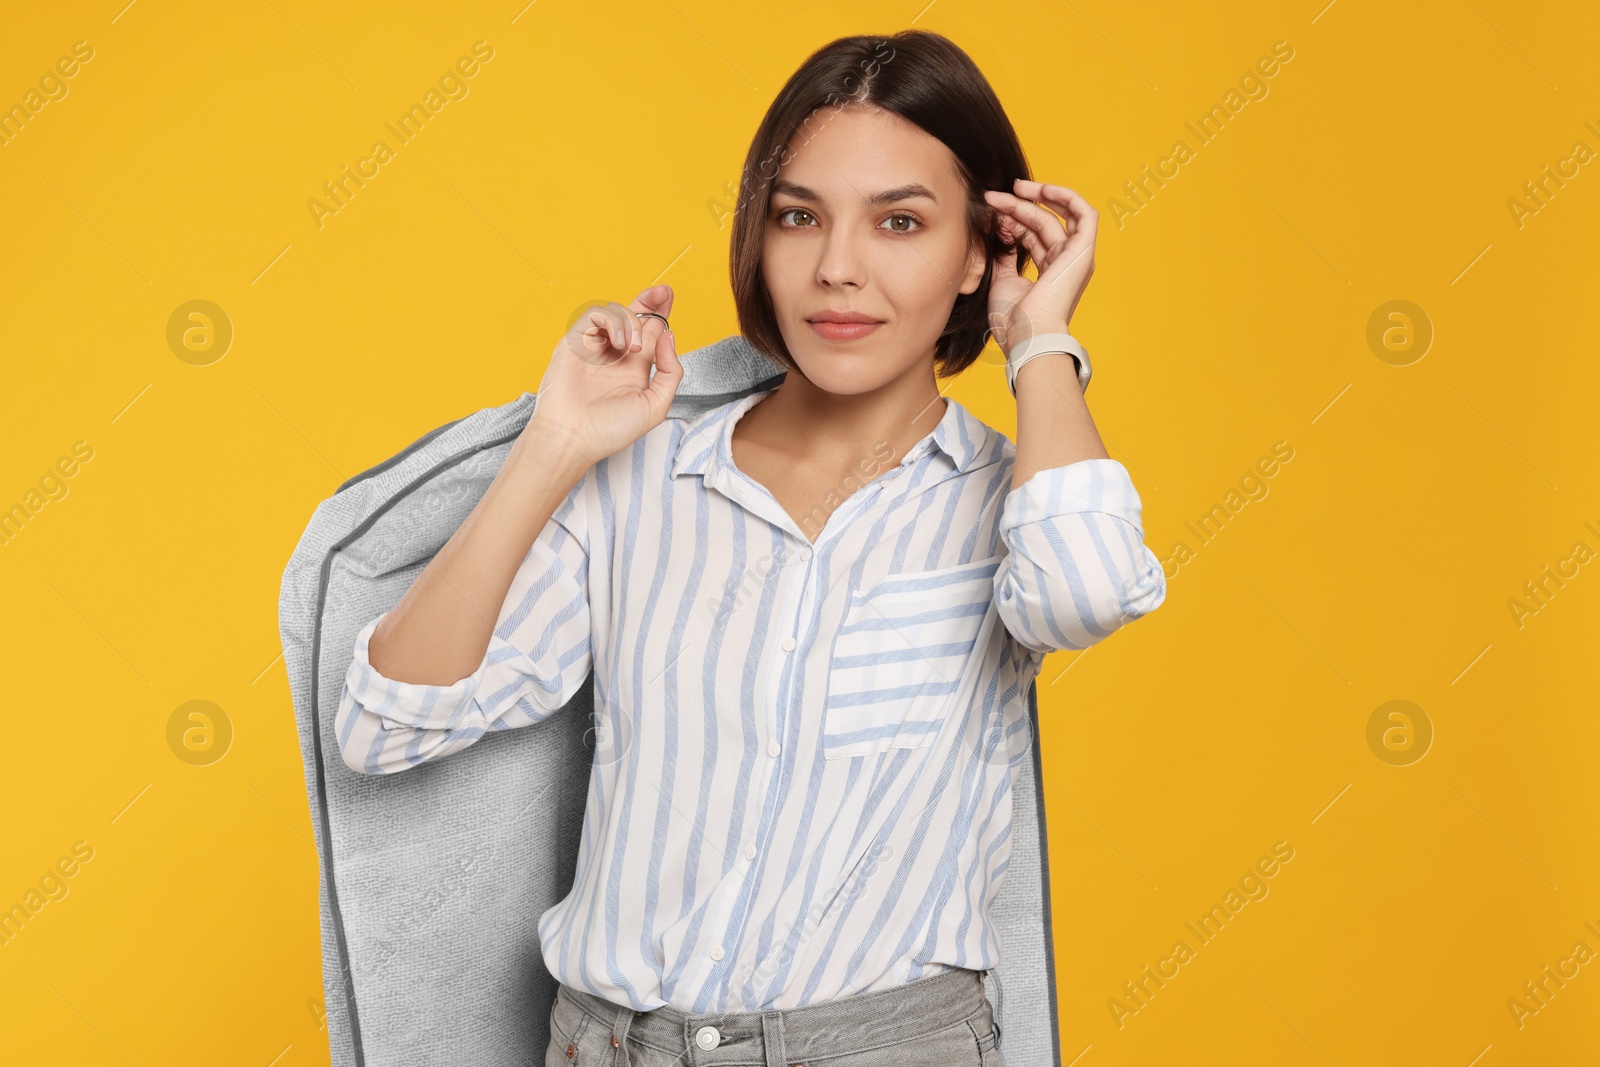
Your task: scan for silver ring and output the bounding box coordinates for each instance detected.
[638,312,669,327]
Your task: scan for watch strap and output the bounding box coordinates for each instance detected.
[1005,331,1091,395]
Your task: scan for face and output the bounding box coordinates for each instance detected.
[760,104,987,395]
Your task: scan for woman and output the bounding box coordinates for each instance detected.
[337,28,1165,1066]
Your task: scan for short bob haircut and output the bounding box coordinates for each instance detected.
[729,30,1033,382]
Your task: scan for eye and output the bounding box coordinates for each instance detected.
[775,207,816,228]
[881,211,923,234]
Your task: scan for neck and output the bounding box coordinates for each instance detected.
[742,371,947,469]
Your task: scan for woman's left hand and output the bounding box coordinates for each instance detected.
[983,179,1098,355]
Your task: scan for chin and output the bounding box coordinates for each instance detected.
[787,356,886,397]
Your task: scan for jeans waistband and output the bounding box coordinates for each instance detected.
[558,966,991,1066]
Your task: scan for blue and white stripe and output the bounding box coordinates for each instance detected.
[337,387,1165,1012]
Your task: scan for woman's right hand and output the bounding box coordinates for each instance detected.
[524,284,683,465]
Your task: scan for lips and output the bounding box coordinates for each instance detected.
[807,312,883,342]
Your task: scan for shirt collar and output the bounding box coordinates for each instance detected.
[670,386,992,481]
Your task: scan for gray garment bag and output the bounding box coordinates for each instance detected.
[278,334,1062,1065]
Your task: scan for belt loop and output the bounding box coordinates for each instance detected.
[610,1000,636,1067]
[982,968,1003,1048]
[761,1010,786,1067]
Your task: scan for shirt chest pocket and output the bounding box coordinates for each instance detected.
[822,557,1002,760]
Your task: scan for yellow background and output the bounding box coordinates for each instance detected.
[2,0,1596,1063]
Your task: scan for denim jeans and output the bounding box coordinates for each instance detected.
[544,966,1001,1066]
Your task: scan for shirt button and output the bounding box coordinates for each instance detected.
[709,945,725,961]
[781,636,796,652]
[695,1024,722,1049]
[767,740,781,758]
[744,843,757,861]
[799,545,813,562]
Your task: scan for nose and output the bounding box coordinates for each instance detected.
[815,225,867,290]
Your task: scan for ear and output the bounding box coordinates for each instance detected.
[958,230,987,296]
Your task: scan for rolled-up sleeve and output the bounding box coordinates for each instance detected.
[993,457,1166,654]
[335,472,594,775]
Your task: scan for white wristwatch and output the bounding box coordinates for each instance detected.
[1005,331,1091,395]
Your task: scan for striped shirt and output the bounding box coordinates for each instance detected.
[337,386,1166,1013]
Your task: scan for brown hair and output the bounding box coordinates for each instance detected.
[728,30,1032,381]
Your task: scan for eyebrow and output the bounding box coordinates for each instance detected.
[771,180,938,206]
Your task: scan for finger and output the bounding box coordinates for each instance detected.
[583,308,623,357]
[632,282,674,318]
[1016,182,1099,276]
[992,201,1051,270]
[603,301,635,354]
[987,189,1069,249]
[990,197,1054,270]
[605,301,643,354]
[1015,179,1091,221]
[1015,179,1088,234]
[644,320,683,415]
[1002,192,1094,286]
[608,310,632,354]
[1023,182,1099,249]
[629,284,674,360]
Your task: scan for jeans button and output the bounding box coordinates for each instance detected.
[695,1024,721,1050]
